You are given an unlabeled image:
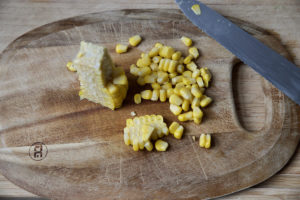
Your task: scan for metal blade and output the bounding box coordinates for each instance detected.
[175,0,300,105]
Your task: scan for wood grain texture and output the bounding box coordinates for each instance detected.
[0,9,299,200]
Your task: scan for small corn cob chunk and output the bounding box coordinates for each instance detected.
[141,90,152,100]
[172,51,182,61]
[191,84,203,98]
[134,94,142,104]
[149,47,160,57]
[151,89,160,101]
[124,115,169,152]
[116,44,128,54]
[169,94,183,106]
[181,36,192,47]
[196,76,205,88]
[178,111,193,122]
[199,134,211,149]
[177,64,185,73]
[182,99,190,112]
[155,140,169,151]
[129,35,142,46]
[180,87,193,101]
[137,76,146,86]
[66,61,76,72]
[200,95,212,107]
[159,46,175,59]
[159,89,167,102]
[191,4,201,15]
[189,47,199,59]
[186,61,198,72]
[170,104,183,115]
[184,55,194,64]
[151,83,161,90]
[152,56,162,64]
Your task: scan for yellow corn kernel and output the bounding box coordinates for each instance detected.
[145,73,157,84]
[132,138,139,151]
[194,117,202,124]
[152,56,162,64]
[196,76,205,88]
[172,76,183,85]
[183,55,194,64]
[167,88,174,98]
[137,67,151,77]
[175,82,185,90]
[130,64,139,76]
[192,69,201,79]
[159,89,167,102]
[186,61,198,72]
[126,118,133,127]
[199,134,206,147]
[66,61,76,72]
[193,106,203,119]
[151,89,160,101]
[179,57,185,64]
[181,36,192,47]
[149,47,160,57]
[180,87,193,101]
[169,94,183,106]
[174,125,184,139]
[159,46,175,59]
[158,58,166,71]
[144,141,153,151]
[182,77,193,85]
[155,140,168,151]
[170,104,183,115]
[129,35,142,47]
[115,44,128,54]
[182,99,190,112]
[157,71,169,84]
[177,64,185,73]
[169,122,180,134]
[134,94,142,104]
[151,83,161,90]
[162,82,172,90]
[205,134,211,148]
[124,127,130,145]
[191,84,203,98]
[149,63,158,71]
[155,42,163,49]
[136,58,143,67]
[178,111,193,122]
[202,74,211,87]
[140,54,151,66]
[191,4,201,15]
[182,70,192,78]
[142,125,155,142]
[191,97,201,109]
[137,76,146,86]
[189,47,199,59]
[141,90,152,100]
[168,60,178,73]
[172,51,182,61]
[200,95,212,107]
[169,72,177,79]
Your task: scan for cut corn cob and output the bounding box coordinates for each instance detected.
[72,41,128,110]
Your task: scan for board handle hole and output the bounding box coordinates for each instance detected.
[232,62,266,132]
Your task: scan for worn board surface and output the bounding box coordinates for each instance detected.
[0,9,299,200]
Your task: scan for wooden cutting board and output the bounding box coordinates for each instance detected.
[0,9,299,200]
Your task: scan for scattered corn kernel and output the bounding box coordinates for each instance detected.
[169,122,180,134]
[191,97,201,109]
[149,47,160,57]
[191,84,203,98]
[116,44,128,54]
[145,73,157,84]
[183,54,194,64]
[141,54,151,66]
[170,104,183,115]
[159,46,175,59]
[66,61,76,72]
[186,61,198,72]
[172,76,183,85]
[180,87,193,101]
[172,51,182,61]
[144,141,153,151]
[152,56,162,64]
[159,89,167,102]
[157,71,169,84]
[141,90,152,100]
[178,111,193,122]
[191,4,201,15]
[196,76,205,88]
[137,67,151,77]
[130,64,139,76]
[134,94,142,104]
[151,89,160,101]
[182,99,190,111]
[129,35,142,46]
[193,106,203,119]
[199,134,211,149]
[200,95,212,107]
[189,47,199,59]
[169,94,183,106]
[155,42,163,49]
[155,140,169,151]
[181,36,192,47]
[177,64,185,73]
[162,82,172,89]
[174,125,184,139]
[151,83,161,90]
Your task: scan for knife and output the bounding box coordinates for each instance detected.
[175,0,300,105]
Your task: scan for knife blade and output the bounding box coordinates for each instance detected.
[175,0,300,105]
